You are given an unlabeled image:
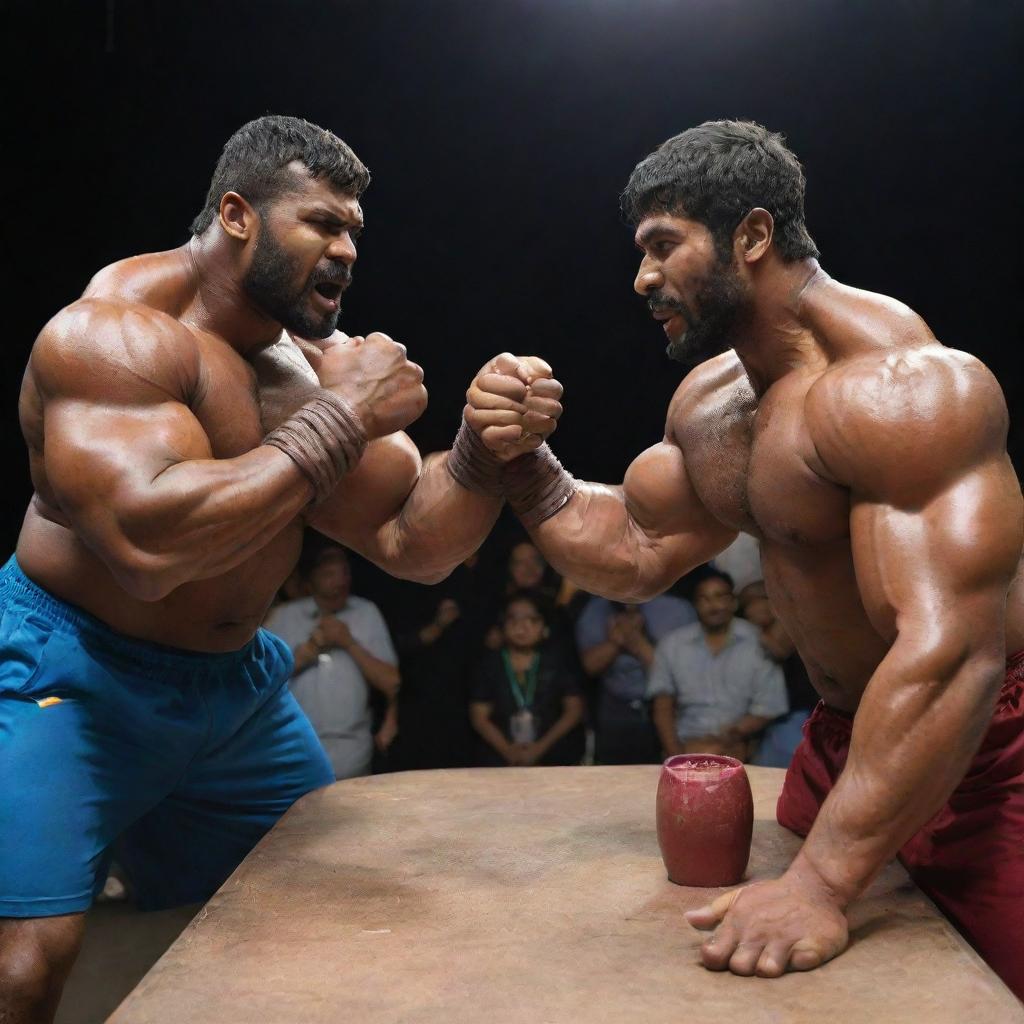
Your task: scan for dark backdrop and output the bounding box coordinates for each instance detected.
[3,0,1022,563]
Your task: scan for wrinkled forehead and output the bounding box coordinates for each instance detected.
[275,160,363,221]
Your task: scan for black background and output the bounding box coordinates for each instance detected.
[3,0,1022,571]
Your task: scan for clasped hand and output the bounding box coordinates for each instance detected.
[312,615,354,651]
[464,353,565,461]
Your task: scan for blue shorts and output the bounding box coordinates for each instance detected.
[0,556,334,917]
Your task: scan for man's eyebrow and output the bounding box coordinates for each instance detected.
[635,223,681,249]
[310,207,363,228]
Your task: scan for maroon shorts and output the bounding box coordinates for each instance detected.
[777,652,1024,999]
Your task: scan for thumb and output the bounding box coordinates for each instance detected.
[684,889,742,931]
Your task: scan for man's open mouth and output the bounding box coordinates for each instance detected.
[313,281,344,301]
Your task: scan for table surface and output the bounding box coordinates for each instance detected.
[109,766,1023,1024]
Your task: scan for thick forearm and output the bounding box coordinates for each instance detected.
[365,453,503,584]
[529,484,698,602]
[96,447,312,600]
[794,646,1004,903]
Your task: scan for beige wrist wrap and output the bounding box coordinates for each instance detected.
[264,391,368,505]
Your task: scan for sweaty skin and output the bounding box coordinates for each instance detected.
[3,167,565,1023]
[470,212,1024,979]
[16,197,556,653]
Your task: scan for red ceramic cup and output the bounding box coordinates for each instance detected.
[656,754,754,887]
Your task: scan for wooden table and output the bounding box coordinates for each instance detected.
[109,766,1023,1023]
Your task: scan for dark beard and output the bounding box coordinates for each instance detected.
[243,226,347,339]
[656,257,748,367]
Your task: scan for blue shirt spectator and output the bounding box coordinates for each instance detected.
[576,594,696,763]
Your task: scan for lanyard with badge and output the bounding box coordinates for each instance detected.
[502,649,540,744]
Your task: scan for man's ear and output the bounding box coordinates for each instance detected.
[734,208,774,264]
[218,191,259,241]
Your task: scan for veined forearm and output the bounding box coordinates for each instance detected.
[793,643,1004,904]
[99,447,312,599]
[372,452,503,583]
[530,484,684,602]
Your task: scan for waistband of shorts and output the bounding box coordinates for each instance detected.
[0,554,260,672]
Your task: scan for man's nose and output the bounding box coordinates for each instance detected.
[633,256,663,296]
[327,233,357,266]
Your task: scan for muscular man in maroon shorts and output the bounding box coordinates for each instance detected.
[464,120,1024,995]
[0,115,562,1022]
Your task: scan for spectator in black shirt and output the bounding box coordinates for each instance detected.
[470,592,585,767]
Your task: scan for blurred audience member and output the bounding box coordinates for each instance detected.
[738,581,819,768]
[265,542,399,780]
[647,570,787,761]
[484,541,577,661]
[577,592,696,764]
[470,592,585,767]
[710,532,762,592]
[388,554,491,770]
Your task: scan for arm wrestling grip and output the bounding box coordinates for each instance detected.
[503,443,577,529]
[263,391,368,505]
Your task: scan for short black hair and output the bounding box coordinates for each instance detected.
[297,532,350,579]
[190,115,370,235]
[621,120,819,262]
[688,567,736,599]
[501,589,552,626]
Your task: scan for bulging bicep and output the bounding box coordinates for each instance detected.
[43,397,214,521]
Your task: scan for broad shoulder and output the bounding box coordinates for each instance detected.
[806,344,1008,496]
[82,247,194,312]
[31,295,202,403]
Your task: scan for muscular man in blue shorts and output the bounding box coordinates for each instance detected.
[0,115,563,1022]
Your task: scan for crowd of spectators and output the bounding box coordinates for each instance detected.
[264,530,820,779]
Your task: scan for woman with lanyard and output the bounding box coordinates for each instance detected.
[470,591,586,767]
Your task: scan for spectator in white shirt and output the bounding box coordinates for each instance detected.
[266,542,399,780]
[647,570,787,761]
